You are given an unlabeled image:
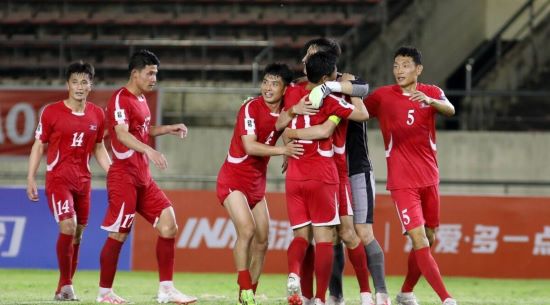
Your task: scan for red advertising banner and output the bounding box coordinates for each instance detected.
[132,191,550,278]
[0,89,158,155]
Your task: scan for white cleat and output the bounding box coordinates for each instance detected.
[326,295,345,305]
[375,292,392,305]
[96,289,130,304]
[395,292,419,305]
[287,273,303,305]
[442,298,457,305]
[302,297,315,305]
[314,298,326,305]
[157,286,197,304]
[360,292,374,305]
[54,284,79,301]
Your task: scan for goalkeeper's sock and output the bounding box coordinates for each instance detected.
[347,243,371,293]
[287,237,309,275]
[237,269,253,290]
[414,247,451,302]
[99,237,123,289]
[314,242,334,302]
[329,243,344,298]
[300,244,315,299]
[156,236,175,282]
[365,240,388,294]
[56,233,74,292]
[71,243,80,280]
[401,250,421,292]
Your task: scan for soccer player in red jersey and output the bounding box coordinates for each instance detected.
[96,50,196,304]
[27,61,111,301]
[281,52,369,305]
[216,63,304,305]
[364,46,457,305]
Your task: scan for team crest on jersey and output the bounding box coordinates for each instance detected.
[89,124,97,130]
[115,109,126,120]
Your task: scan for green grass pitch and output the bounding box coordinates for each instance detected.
[0,269,549,305]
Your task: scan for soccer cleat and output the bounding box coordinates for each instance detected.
[442,298,457,305]
[326,295,345,305]
[360,292,374,305]
[239,289,256,305]
[96,289,129,304]
[287,273,302,305]
[157,285,197,304]
[375,292,392,305]
[314,298,326,305]
[302,297,315,305]
[395,292,419,305]
[54,284,79,301]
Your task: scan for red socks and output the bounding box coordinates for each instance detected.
[401,250,421,292]
[300,244,315,299]
[314,242,333,302]
[157,237,175,282]
[56,233,74,291]
[287,237,309,276]
[347,244,371,293]
[237,270,253,290]
[99,237,123,288]
[414,247,451,301]
[71,243,80,280]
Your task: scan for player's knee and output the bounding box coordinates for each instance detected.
[239,223,256,241]
[426,228,436,246]
[338,227,356,245]
[59,220,77,235]
[253,237,269,253]
[158,223,178,238]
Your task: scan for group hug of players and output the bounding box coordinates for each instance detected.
[26,37,456,305]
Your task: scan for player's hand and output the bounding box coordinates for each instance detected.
[410,90,433,105]
[26,178,39,202]
[284,142,304,159]
[168,123,188,139]
[281,156,288,173]
[145,147,168,170]
[293,95,319,115]
[340,73,356,81]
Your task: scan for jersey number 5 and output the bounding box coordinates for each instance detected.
[71,132,84,147]
[407,109,415,126]
[401,208,411,225]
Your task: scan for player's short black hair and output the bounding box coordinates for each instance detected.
[65,61,94,81]
[263,63,294,86]
[128,49,160,72]
[301,38,341,59]
[394,46,422,65]
[305,51,337,83]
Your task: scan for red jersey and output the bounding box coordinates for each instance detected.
[284,86,354,183]
[365,83,445,190]
[219,96,281,179]
[36,100,105,182]
[105,87,152,185]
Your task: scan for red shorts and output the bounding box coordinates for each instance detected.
[338,181,353,217]
[45,176,91,225]
[390,184,440,232]
[216,164,266,208]
[286,179,340,229]
[102,172,171,233]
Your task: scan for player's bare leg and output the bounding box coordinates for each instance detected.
[249,198,270,294]
[55,217,79,301]
[404,226,455,304]
[337,216,372,305]
[224,191,257,305]
[155,207,197,304]
[355,223,391,305]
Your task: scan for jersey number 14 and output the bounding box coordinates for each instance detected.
[71,132,84,147]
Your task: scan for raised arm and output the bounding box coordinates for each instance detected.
[26,139,45,201]
[275,95,319,131]
[410,91,455,117]
[345,96,369,122]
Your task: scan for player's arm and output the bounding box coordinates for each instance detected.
[283,117,339,140]
[410,91,455,117]
[93,141,111,173]
[346,96,369,122]
[149,123,188,138]
[275,95,319,131]
[114,124,167,169]
[26,139,44,201]
[242,134,303,159]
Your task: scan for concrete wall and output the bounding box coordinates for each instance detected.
[3,129,549,196]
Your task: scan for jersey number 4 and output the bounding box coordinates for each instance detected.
[71,132,84,147]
